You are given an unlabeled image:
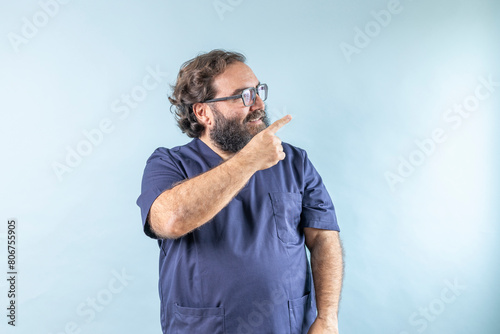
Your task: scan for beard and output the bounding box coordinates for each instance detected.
[209,105,271,153]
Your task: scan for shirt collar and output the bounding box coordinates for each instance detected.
[190,138,224,168]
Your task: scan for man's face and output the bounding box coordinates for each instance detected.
[206,62,270,153]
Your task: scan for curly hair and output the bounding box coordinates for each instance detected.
[168,49,246,138]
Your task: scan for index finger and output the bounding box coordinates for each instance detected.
[267,114,292,134]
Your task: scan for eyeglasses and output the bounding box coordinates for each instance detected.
[203,83,268,107]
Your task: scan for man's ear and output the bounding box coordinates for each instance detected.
[193,102,213,128]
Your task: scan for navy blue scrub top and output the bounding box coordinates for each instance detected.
[137,138,339,334]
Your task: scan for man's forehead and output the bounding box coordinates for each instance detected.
[213,62,259,95]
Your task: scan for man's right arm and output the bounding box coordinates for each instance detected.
[148,115,292,239]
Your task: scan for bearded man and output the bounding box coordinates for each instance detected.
[137,50,343,334]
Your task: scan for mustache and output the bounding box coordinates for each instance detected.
[244,110,266,123]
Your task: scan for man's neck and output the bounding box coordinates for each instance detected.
[199,134,235,161]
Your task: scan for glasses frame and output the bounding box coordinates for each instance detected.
[203,83,268,107]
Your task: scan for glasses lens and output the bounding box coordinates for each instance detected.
[241,88,255,106]
[257,84,268,101]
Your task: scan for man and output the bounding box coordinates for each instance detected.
[137,49,343,334]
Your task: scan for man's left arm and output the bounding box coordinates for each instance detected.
[304,228,344,334]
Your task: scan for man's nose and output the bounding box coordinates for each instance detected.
[250,94,265,111]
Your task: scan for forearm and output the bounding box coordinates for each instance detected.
[309,231,344,323]
[149,153,256,239]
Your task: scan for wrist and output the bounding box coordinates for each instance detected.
[231,150,258,175]
[316,312,338,326]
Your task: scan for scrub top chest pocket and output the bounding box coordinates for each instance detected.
[269,192,303,244]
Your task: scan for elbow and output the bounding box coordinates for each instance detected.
[149,213,185,240]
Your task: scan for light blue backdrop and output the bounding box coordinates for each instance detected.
[1,0,498,333]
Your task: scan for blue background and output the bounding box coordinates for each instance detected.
[1,0,498,333]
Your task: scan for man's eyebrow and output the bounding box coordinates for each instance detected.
[229,82,261,96]
[229,87,247,96]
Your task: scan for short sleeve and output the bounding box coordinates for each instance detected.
[136,148,186,238]
[300,151,340,231]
